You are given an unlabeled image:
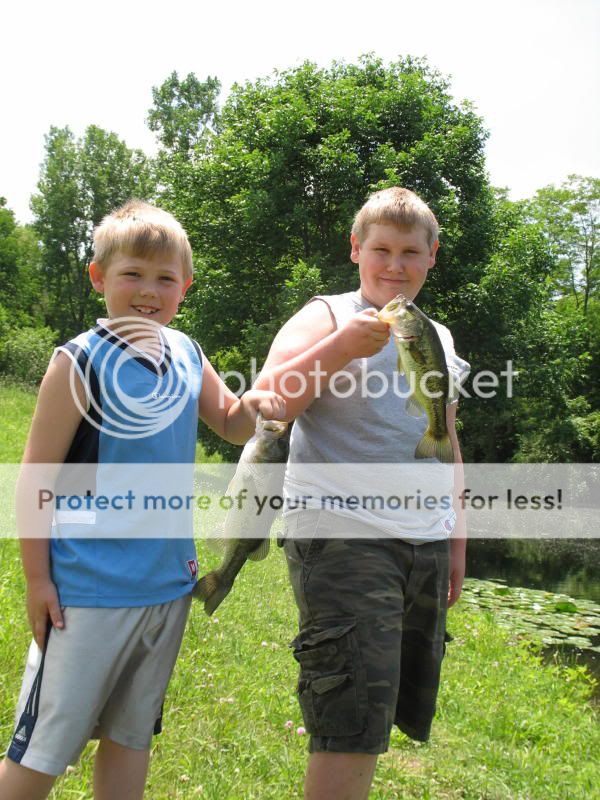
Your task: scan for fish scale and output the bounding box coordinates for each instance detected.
[378,294,454,464]
[194,414,289,615]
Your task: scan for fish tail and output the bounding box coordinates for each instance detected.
[415,430,454,464]
[194,571,232,616]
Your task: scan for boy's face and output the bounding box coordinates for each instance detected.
[350,223,438,308]
[89,253,192,328]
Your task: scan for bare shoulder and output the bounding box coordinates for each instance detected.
[263,299,336,368]
[38,350,87,405]
[23,351,87,463]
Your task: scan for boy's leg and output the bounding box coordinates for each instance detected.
[283,511,411,798]
[94,738,150,800]
[305,753,377,800]
[0,758,56,800]
[394,540,449,740]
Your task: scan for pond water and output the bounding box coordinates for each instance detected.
[466,539,600,603]
[465,539,600,699]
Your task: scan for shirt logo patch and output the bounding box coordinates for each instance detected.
[443,509,457,533]
[187,559,198,578]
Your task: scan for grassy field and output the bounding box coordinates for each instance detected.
[0,381,599,799]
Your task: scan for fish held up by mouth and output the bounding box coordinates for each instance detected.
[378,294,454,464]
[194,413,290,616]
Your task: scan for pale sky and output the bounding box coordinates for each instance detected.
[2,0,598,224]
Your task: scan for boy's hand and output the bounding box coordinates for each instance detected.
[241,389,287,422]
[26,578,64,649]
[338,309,391,359]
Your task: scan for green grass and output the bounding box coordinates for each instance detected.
[1,382,599,798]
[0,379,36,462]
[0,544,598,799]
[0,380,220,465]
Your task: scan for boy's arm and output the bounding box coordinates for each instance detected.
[254,300,390,419]
[17,353,87,647]
[446,402,466,607]
[198,357,286,445]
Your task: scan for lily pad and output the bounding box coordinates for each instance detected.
[554,601,579,614]
[461,579,600,655]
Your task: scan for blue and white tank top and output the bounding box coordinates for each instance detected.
[50,321,203,607]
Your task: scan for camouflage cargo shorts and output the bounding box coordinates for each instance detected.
[282,509,450,754]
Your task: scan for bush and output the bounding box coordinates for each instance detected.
[0,326,56,385]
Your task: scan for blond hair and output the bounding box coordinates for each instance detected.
[93,200,193,279]
[352,187,439,247]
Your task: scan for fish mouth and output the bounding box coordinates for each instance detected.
[258,416,288,435]
[378,309,399,324]
[264,422,287,435]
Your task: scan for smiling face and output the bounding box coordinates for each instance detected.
[89,252,192,329]
[350,222,438,308]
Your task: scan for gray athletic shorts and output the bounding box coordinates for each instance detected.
[7,594,191,776]
[283,510,450,754]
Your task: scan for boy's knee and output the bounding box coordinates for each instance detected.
[0,757,56,800]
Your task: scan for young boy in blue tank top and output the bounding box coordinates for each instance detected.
[0,201,285,800]
[255,188,469,800]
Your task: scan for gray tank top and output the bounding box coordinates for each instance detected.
[283,291,470,541]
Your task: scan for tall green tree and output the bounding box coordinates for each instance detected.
[149,56,495,455]
[147,73,220,214]
[0,197,44,326]
[31,126,155,339]
[0,199,22,318]
[147,72,220,155]
[457,190,599,463]
[526,176,599,314]
[524,176,600,459]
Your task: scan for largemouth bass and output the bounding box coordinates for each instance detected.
[378,293,454,464]
[194,414,289,615]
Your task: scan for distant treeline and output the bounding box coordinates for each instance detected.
[0,55,598,462]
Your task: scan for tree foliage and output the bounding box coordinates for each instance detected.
[150,56,497,455]
[148,72,220,155]
[0,198,43,326]
[31,126,155,340]
[526,176,599,314]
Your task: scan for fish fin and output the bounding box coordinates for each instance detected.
[204,529,227,554]
[405,394,425,417]
[194,570,232,616]
[247,537,270,562]
[415,431,455,464]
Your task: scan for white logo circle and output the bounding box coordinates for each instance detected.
[68,317,195,439]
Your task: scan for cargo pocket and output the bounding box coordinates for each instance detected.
[292,619,368,737]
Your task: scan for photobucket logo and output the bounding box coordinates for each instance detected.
[218,359,518,406]
[67,317,193,439]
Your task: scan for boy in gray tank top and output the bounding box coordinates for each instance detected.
[255,187,470,799]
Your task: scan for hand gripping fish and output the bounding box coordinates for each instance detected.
[378,294,454,464]
[194,414,290,615]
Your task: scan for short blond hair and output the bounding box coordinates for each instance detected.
[352,187,439,247]
[93,200,193,279]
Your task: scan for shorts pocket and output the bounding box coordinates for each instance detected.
[284,512,327,569]
[292,619,368,737]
